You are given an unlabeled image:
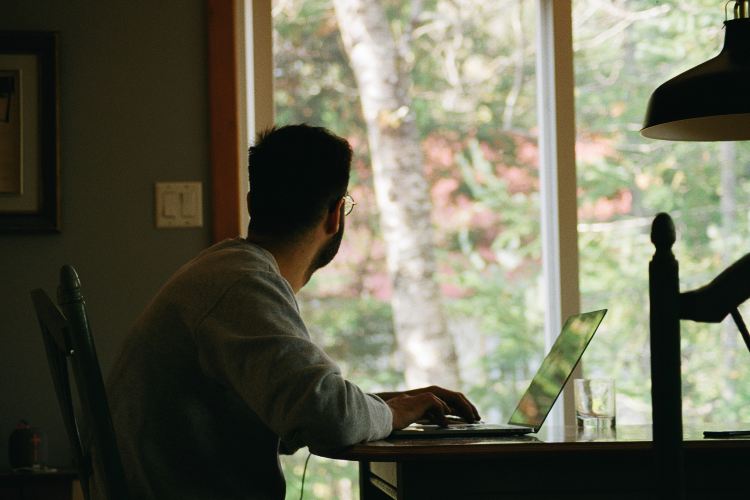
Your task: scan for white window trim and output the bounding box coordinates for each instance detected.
[536,0,581,429]
[242,0,275,236]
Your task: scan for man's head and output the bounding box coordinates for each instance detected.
[247,124,352,246]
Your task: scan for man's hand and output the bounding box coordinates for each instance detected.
[380,386,481,430]
[386,392,452,430]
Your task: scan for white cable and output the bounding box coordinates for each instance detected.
[299,452,312,500]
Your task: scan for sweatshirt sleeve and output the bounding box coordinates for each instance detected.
[193,271,392,451]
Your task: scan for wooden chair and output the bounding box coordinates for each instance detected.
[648,213,685,499]
[30,265,129,500]
[649,212,750,499]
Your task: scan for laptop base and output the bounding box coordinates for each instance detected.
[390,422,532,438]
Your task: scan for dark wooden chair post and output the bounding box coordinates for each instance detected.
[55,265,129,500]
[32,288,89,498]
[31,265,129,500]
[649,213,685,499]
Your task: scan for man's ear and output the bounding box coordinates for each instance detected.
[324,198,344,235]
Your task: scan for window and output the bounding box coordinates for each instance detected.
[259,1,579,497]
[573,0,750,425]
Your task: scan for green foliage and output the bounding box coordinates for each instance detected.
[300,296,402,392]
[281,452,358,500]
[272,0,363,136]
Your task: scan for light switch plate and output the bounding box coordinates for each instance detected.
[155,182,203,228]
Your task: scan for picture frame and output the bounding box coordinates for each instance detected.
[0,31,59,232]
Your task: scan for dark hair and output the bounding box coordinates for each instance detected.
[247,124,352,242]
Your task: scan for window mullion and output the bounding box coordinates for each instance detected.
[536,0,581,429]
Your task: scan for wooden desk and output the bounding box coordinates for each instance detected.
[319,425,750,499]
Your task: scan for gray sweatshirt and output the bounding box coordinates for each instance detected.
[99,239,392,499]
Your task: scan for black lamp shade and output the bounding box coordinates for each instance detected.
[642,18,750,141]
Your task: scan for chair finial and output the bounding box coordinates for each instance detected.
[58,265,82,303]
[651,212,676,251]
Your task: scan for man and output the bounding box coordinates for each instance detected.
[100,124,479,499]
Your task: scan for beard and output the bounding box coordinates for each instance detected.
[308,213,345,276]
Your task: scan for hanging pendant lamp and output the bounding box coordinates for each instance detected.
[642,1,750,141]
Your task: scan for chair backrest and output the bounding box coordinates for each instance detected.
[30,265,129,500]
[649,213,685,498]
[650,213,750,500]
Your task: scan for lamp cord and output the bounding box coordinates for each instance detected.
[299,452,312,500]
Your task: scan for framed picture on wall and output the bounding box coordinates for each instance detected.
[0,31,59,232]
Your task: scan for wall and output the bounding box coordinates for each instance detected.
[0,1,211,468]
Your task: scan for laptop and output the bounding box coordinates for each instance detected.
[390,309,608,438]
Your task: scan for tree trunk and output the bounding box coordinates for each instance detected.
[332,0,460,388]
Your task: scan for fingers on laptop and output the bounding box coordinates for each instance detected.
[419,393,451,426]
[430,387,481,422]
[451,391,481,422]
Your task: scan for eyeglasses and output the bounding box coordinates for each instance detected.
[343,193,356,216]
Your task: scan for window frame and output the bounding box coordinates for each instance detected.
[536,0,580,427]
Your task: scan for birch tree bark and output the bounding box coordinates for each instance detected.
[332,0,460,388]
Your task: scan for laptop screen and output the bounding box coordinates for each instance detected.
[508,309,607,432]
